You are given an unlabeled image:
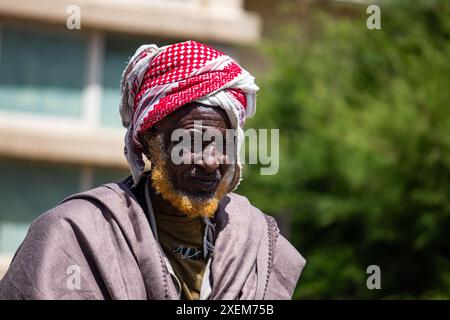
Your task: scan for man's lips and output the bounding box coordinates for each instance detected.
[189,175,220,190]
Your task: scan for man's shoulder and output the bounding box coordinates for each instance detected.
[226,192,306,272]
[226,192,280,225]
[226,192,275,222]
[226,192,261,212]
[31,183,127,231]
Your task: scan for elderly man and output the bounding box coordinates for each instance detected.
[0,41,305,300]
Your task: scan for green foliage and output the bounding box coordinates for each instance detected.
[238,0,450,298]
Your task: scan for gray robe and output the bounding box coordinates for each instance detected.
[0,181,305,300]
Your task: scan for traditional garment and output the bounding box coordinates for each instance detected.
[0,179,305,299]
[120,40,259,192]
[131,171,208,300]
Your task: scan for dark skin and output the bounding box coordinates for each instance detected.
[142,103,232,216]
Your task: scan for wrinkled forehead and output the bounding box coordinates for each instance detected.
[153,103,232,134]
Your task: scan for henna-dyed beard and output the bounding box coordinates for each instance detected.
[147,135,226,218]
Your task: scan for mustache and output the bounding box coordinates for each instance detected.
[189,168,222,181]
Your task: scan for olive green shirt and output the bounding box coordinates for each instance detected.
[155,211,207,300]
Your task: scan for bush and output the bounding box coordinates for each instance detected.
[239,0,450,298]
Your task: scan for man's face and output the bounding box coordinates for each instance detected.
[151,104,232,199]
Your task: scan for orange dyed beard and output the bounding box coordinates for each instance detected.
[147,135,227,218]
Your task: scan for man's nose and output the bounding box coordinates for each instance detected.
[198,144,220,173]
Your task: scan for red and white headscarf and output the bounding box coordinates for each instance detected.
[120,40,259,190]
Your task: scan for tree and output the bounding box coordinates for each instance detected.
[239,0,450,298]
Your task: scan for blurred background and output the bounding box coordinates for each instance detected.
[0,0,449,299]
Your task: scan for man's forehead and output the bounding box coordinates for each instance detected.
[155,103,231,132]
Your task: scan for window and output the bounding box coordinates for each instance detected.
[101,35,168,128]
[93,167,129,186]
[0,158,129,254]
[0,158,81,254]
[0,26,87,117]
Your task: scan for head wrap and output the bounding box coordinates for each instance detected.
[119,40,259,192]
